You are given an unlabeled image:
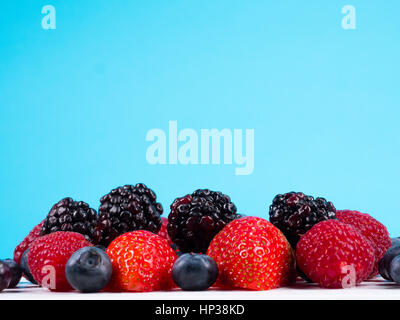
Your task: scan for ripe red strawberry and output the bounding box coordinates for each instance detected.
[158,217,173,245]
[207,217,295,290]
[106,230,177,292]
[14,221,44,265]
[28,232,92,291]
[336,210,391,278]
[296,220,375,288]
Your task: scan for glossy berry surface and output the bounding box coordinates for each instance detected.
[65,247,112,293]
[296,220,375,288]
[168,189,239,253]
[106,231,177,292]
[20,249,37,284]
[158,217,174,246]
[269,192,336,248]
[14,221,43,265]
[158,218,181,255]
[337,210,391,278]
[94,184,163,247]
[389,255,400,284]
[41,198,98,242]
[0,262,11,292]
[379,246,400,281]
[172,253,218,291]
[391,237,400,248]
[207,217,295,290]
[2,259,22,288]
[28,232,93,291]
[378,258,391,281]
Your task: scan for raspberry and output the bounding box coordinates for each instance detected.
[207,217,295,290]
[269,192,336,248]
[158,217,173,246]
[296,220,375,288]
[106,230,177,292]
[336,210,391,278]
[168,189,240,253]
[28,232,92,291]
[14,221,44,265]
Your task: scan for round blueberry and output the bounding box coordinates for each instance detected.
[65,246,112,293]
[389,255,400,284]
[391,237,400,248]
[172,253,218,291]
[1,259,22,288]
[380,246,400,281]
[0,261,12,292]
[379,258,391,281]
[20,249,37,284]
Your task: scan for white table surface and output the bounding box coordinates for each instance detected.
[1,277,400,300]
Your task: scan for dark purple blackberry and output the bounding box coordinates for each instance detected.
[167,189,239,254]
[269,192,336,248]
[41,198,98,242]
[93,184,163,247]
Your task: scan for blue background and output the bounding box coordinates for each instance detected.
[1,0,399,258]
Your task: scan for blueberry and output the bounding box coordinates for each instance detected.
[379,246,400,281]
[1,259,22,288]
[0,261,11,292]
[389,255,400,284]
[65,246,112,293]
[379,258,392,281]
[391,237,400,248]
[172,253,218,291]
[95,245,107,251]
[20,249,37,284]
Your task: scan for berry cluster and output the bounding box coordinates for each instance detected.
[167,189,240,253]
[0,187,397,294]
[93,184,163,247]
[41,198,98,242]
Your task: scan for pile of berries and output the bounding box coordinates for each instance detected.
[268,192,393,288]
[0,187,397,294]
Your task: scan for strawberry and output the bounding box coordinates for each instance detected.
[296,220,375,288]
[106,230,177,292]
[207,217,295,290]
[14,221,44,265]
[28,231,93,291]
[336,210,391,278]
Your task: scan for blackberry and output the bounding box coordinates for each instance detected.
[93,184,163,247]
[41,198,98,242]
[269,192,336,248]
[167,189,239,254]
